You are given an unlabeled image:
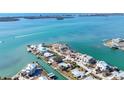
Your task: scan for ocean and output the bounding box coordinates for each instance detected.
[0,13,124,78]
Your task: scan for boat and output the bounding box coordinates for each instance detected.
[48,73,57,79]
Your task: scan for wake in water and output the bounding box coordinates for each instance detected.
[15,33,35,38]
[15,32,45,38]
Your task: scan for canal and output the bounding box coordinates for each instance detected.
[28,53,67,80]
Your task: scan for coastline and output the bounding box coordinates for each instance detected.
[1,14,124,79]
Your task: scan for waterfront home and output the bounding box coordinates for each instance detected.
[30,45,37,49]
[103,71,120,80]
[59,44,69,51]
[48,57,55,64]
[63,55,75,62]
[21,63,37,76]
[58,63,71,71]
[96,61,108,71]
[38,76,48,80]
[112,71,120,78]
[81,55,97,65]
[84,76,94,80]
[71,68,85,79]
[118,72,124,79]
[43,52,54,58]
[37,44,48,53]
[12,62,51,80]
[27,45,37,52]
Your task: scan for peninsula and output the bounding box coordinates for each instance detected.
[27,43,124,80]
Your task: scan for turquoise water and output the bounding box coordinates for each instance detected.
[0,14,124,77]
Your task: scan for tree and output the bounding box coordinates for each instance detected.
[54,56,63,63]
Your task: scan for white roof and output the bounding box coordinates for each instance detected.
[44,52,53,57]
[22,64,37,73]
[119,71,124,77]
[83,55,93,62]
[37,44,47,52]
[97,61,108,70]
[112,71,119,77]
[71,68,85,78]
[30,45,36,48]
[58,63,71,67]
[38,76,48,80]
[84,76,94,80]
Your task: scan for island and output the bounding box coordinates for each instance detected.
[104,38,124,50]
[78,13,124,17]
[0,15,74,22]
[0,17,19,22]
[2,13,124,22]
[26,43,124,80]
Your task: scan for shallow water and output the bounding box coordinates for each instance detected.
[0,14,124,77]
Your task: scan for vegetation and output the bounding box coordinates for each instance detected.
[53,56,63,63]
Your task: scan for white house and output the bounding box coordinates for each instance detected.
[21,63,37,76]
[37,44,47,53]
[82,55,95,64]
[48,57,55,64]
[38,76,48,80]
[96,61,108,71]
[30,45,37,49]
[118,71,124,78]
[44,52,54,58]
[58,63,71,68]
[71,68,85,78]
